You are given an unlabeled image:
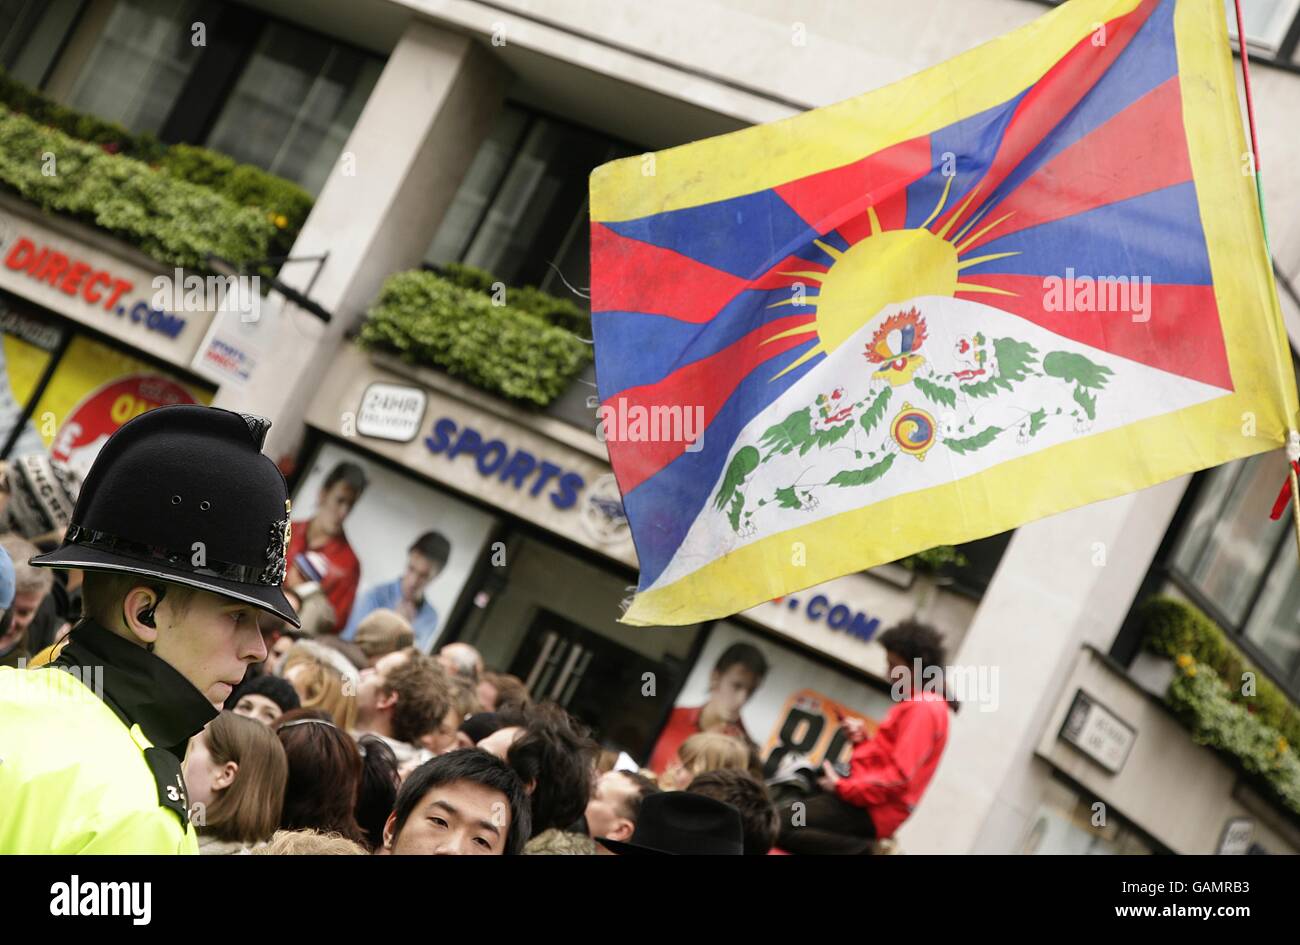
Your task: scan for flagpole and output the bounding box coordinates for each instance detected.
[1236,1,1300,562]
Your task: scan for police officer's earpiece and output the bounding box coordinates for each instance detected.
[135,588,166,652]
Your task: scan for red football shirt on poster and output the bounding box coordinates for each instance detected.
[288,520,362,630]
[648,706,752,774]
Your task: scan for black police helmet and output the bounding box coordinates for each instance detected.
[31,404,300,626]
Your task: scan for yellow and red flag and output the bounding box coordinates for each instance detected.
[589,0,1298,626]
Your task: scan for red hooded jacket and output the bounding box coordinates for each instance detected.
[834,691,950,838]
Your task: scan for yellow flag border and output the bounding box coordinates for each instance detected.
[619,0,1299,626]
[592,0,1147,222]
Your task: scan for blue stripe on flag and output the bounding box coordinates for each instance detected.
[623,338,822,590]
[959,182,1212,283]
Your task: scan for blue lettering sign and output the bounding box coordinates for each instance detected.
[422,418,585,512]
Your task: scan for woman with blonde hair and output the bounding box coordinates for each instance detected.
[185,712,288,854]
[281,640,358,730]
[659,731,750,791]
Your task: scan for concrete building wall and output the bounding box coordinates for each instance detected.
[214,20,509,462]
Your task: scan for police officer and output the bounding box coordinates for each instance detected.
[0,405,301,853]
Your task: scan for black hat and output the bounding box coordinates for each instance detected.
[460,711,504,744]
[228,673,301,713]
[30,405,300,626]
[599,790,744,855]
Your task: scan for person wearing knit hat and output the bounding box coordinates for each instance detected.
[229,673,302,726]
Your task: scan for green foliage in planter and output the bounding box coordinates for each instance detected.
[359,269,592,407]
[1138,595,1300,750]
[441,262,497,295]
[0,108,276,270]
[159,144,312,260]
[900,545,969,574]
[440,262,591,336]
[1166,658,1300,815]
[0,68,165,162]
[0,70,311,261]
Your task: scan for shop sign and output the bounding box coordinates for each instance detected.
[1059,690,1136,773]
[2,235,187,339]
[1216,818,1254,855]
[770,591,881,642]
[357,383,426,442]
[424,416,586,510]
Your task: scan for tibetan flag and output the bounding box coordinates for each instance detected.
[590,0,1298,626]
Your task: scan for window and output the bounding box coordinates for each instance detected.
[425,106,638,293]
[203,23,383,194]
[1021,779,1157,854]
[64,0,203,135]
[1226,0,1300,55]
[1169,449,1300,689]
[0,0,81,88]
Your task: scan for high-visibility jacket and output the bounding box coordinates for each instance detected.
[0,620,216,854]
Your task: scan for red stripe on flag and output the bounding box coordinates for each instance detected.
[591,224,831,317]
[749,254,830,289]
[954,274,1232,390]
[589,223,748,321]
[962,77,1193,252]
[603,316,819,493]
[934,0,1162,238]
[774,136,931,236]
[839,187,910,245]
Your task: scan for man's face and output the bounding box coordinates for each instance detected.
[585,771,638,843]
[385,780,511,855]
[419,704,463,755]
[399,551,440,602]
[709,664,761,722]
[269,635,295,675]
[233,692,284,726]
[9,589,42,636]
[886,650,913,690]
[476,725,523,760]
[314,482,360,536]
[356,649,408,727]
[153,590,267,710]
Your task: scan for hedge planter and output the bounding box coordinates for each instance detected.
[358,269,592,408]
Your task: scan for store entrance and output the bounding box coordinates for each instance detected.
[458,533,703,760]
[509,608,682,756]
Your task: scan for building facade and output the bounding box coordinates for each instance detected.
[2,0,1300,853]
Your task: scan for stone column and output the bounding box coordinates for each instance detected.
[214,20,508,464]
[896,476,1190,853]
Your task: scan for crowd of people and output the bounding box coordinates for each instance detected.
[0,409,953,855]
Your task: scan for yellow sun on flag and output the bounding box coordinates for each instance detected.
[761,177,1021,379]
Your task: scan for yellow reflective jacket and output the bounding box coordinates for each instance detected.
[0,621,216,854]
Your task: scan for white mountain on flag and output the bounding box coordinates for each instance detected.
[647,294,1232,592]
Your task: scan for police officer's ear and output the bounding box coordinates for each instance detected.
[121,585,164,649]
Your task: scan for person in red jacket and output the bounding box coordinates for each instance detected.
[287,462,366,630]
[776,620,952,854]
